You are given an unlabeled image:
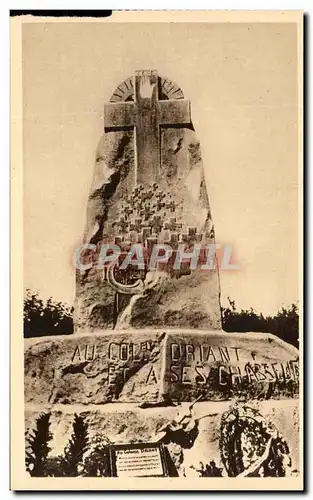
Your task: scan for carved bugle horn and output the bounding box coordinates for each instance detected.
[106,261,144,295]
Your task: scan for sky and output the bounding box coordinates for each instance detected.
[22,19,300,315]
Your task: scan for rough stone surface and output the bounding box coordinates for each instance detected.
[164,331,299,402]
[25,331,165,405]
[25,331,299,405]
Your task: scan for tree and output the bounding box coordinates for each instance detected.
[266,303,299,348]
[222,298,299,348]
[26,413,52,476]
[63,414,89,476]
[24,289,73,337]
[23,288,299,348]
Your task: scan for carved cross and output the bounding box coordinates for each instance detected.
[103,70,191,186]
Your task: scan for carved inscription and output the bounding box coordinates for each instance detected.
[168,342,299,389]
[68,339,299,398]
[71,341,154,363]
[70,341,156,385]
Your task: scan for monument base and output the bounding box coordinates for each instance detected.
[24,330,299,477]
[25,329,299,405]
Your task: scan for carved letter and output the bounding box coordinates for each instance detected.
[280,363,286,381]
[195,365,206,384]
[271,363,280,380]
[290,360,299,380]
[262,363,276,382]
[186,344,195,362]
[199,345,204,363]
[231,347,241,362]
[108,364,116,384]
[109,342,119,360]
[229,366,242,386]
[254,364,267,381]
[219,347,230,363]
[120,343,128,361]
[85,344,97,361]
[146,366,158,384]
[170,364,180,382]
[218,365,228,386]
[283,361,292,380]
[206,346,217,362]
[72,345,82,363]
[129,343,134,361]
[245,364,258,383]
[182,366,192,384]
[171,343,180,361]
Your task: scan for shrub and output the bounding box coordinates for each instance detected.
[24,289,73,337]
[26,414,113,477]
[222,298,299,348]
[23,288,299,348]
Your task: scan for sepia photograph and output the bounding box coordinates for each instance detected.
[10,10,303,490]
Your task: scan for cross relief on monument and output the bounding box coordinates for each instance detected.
[103,70,192,188]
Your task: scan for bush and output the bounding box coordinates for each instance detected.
[24,289,73,337]
[23,288,299,348]
[222,298,299,348]
[81,432,111,477]
[26,414,112,477]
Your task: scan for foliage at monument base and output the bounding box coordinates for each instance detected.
[221,298,299,348]
[23,290,299,348]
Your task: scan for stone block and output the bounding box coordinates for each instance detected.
[25,330,299,406]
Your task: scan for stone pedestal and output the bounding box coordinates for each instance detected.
[25,330,299,476]
[25,330,299,406]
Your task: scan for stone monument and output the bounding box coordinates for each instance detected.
[75,69,220,332]
[24,70,300,478]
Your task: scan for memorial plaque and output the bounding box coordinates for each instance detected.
[109,442,168,477]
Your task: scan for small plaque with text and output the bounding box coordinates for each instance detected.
[109,442,168,477]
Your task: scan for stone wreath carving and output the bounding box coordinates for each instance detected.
[220,405,292,477]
